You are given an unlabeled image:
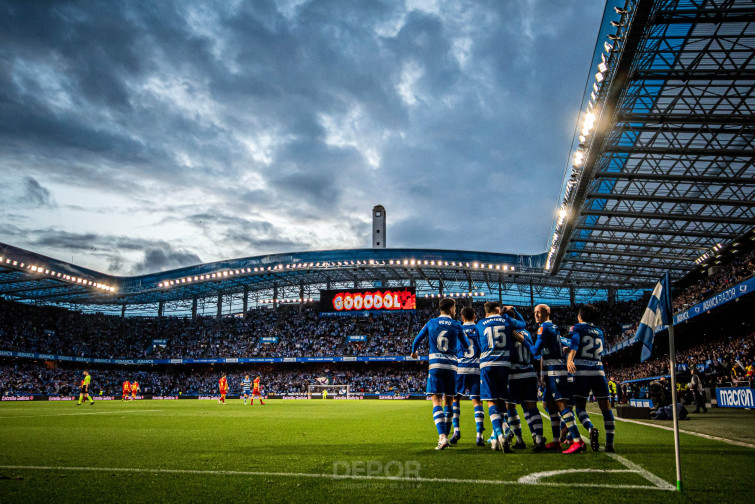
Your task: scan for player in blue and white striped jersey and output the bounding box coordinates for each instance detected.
[507,325,546,451]
[566,304,615,453]
[527,304,584,454]
[449,306,486,446]
[476,301,526,452]
[241,374,252,405]
[411,297,469,450]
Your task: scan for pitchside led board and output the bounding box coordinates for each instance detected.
[319,287,416,316]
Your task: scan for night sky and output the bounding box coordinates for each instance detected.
[0,0,605,274]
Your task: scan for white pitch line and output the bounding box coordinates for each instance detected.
[0,409,161,419]
[606,453,676,491]
[0,465,669,490]
[576,434,676,491]
[518,468,633,484]
[613,416,755,450]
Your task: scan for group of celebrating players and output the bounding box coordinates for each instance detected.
[411,298,615,453]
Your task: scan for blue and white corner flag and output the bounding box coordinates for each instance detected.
[636,271,673,362]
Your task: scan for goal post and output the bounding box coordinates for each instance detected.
[307,384,351,399]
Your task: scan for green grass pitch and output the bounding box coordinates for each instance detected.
[0,399,752,503]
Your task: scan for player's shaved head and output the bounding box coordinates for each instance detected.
[534,304,550,316]
[534,304,550,323]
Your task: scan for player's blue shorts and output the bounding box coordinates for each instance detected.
[455,372,481,399]
[573,371,610,400]
[426,368,456,396]
[542,371,572,402]
[508,373,538,404]
[242,389,251,395]
[480,366,509,401]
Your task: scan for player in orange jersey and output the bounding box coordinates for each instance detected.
[251,375,265,405]
[218,374,228,404]
[130,381,140,400]
[122,380,131,401]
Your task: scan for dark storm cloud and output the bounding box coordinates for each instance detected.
[21,176,54,207]
[131,246,202,274]
[0,224,202,274]
[181,212,309,255]
[0,0,605,271]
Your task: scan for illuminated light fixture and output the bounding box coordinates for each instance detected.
[598,61,608,73]
[593,83,599,93]
[511,267,515,271]
[604,42,613,52]
[409,260,416,266]
[595,72,604,83]
[502,265,508,271]
[473,263,479,268]
[574,151,585,166]
[495,265,501,270]
[590,91,597,101]
[559,208,568,220]
[579,135,586,143]
[403,260,408,265]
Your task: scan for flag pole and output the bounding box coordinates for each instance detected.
[667,321,682,491]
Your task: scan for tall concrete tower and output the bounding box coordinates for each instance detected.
[372,205,386,248]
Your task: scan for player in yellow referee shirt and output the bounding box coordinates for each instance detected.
[77,371,94,406]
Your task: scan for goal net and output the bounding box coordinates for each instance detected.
[307,384,351,399]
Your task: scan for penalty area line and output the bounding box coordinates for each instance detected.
[0,465,668,490]
[613,416,755,450]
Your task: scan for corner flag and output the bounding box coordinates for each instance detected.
[636,271,672,362]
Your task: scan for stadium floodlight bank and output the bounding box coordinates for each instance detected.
[307,384,351,399]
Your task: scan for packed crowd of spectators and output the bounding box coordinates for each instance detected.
[0,299,654,361]
[608,330,755,387]
[673,248,755,312]
[0,362,424,396]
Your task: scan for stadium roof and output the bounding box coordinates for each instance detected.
[1,0,754,312]
[545,0,755,285]
[0,242,566,311]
